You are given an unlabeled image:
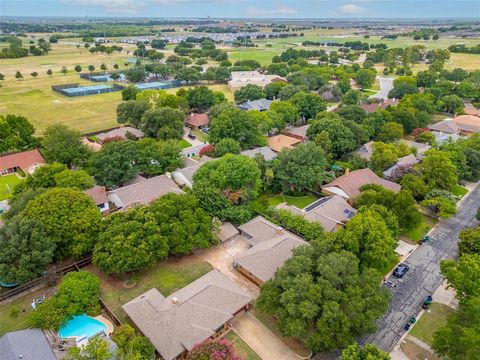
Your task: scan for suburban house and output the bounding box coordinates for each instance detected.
[276,195,357,232]
[322,168,401,204]
[238,215,296,246]
[240,146,277,161]
[84,186,110,215]
[453,114,480,134]
[107,174,183,211]
[82,137,102,151]
[0,149,46,175]
[237,99,273,111]
[398,140,431,159]
[432,131,463,145]
[267,135,302,153]
[355,141,375,161]
[360,98,399,113]
[382,153,419,180]
[233,235,308,286]
[284,124,310,141]
[122,270,252,360]
[463,106,480,117]
[218,222,240,243]
[185,113,209,130]
[0,329,56,360]
[228,71,286,91]
[95,126,144,144]
[171,156,213,188]
[429,118,458,134]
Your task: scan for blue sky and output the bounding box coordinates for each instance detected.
[1,1,479,18]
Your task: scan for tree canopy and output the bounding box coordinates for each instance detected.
[0,114,37,154]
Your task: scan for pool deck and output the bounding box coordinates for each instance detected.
[94,315,114,336]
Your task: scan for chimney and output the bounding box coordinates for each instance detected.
[172,296,179,305]
[345,168,350,176]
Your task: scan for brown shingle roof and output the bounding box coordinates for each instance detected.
[84,186,108,206]
[453,114,480,133]
[267,135,302,153]
[360,99,399,113]
[0,149,46,173]
[96,126,144,142]
[186,113,209,127]
[323,168,401,199]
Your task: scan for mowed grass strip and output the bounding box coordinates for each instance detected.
[0,174,23,201]
[410,302,455,345]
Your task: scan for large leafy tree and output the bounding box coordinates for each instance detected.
[289,91,326,121]
[0,217,54,284]
[116,100,150,128]
[274,142,328,192]
[89,141,138,188]
[233,84,266,103]
[41,124,91,167]
[269,101,299,126]
[93,207,169,274]
[53,169,94,190]
[141,107,184,140]
[440,254,480,303]
[257,245,390,352]
[354,69,377,90]
[112,324,155,360]
[30,271,101,330]
[136,138,183,176]
[186,85,217,112]
[337,208,397,271]
[209,108,263,149]
[340,344,390,360]
[458,227,480,256]
[24,188,102,259]
[214,138,241,157]
[66,337,111,360]
[0,114,37,154]
[370,142,400,173]
[421,149,458,190]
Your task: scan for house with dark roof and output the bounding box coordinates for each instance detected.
[382,153,419,180]
[276,195,356,232]
[237,99,273,111]
[322,168,401,204]
[84,186,110,215]
[107,174,183,211]
[233,235,308,286]
[429,118,458,134]
[185,113,209,130]
[122,270,252,360]
[0,149,46,175]
[0,329,55,360]
[240,146,277,161]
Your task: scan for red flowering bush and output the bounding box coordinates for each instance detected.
[186,338,243,360]
[199,144,215,157]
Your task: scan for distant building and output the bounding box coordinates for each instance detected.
[237,99,273,111]
[228,71,286,91]
[0,149,46,175]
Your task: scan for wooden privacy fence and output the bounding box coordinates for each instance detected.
[0,256,93,302]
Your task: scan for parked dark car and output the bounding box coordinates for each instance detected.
[393,264,410,278]
[201,127,209,134]
[188,133,196,140]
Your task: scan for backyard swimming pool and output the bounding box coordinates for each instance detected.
[59,314,106,339]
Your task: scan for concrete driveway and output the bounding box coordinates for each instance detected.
[194,236,260,298]
[230,312,304,360]
[362,184,480,351]
[369,77,394,100]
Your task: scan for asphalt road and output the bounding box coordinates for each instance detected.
[362,184,480,352]
[369,77,394,100]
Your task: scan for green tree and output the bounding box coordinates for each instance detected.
[100,63,107,71]
[421,149,458,190]
[274,142,328,192]
[400,173,429,200]
[61,66,68,75]
[141,107,184,140]
[440,254,480,303]
[337,105,367,123]
[289,92,326,121]
[136,138,183,176]
[93,207,169,274]
[269,101,299,126]
[458,227,480,256]
[24,188,102,259]
[370,142,399,173]
[53,169,94,190]
[89,140,138,188]
[15,70,23,80]
[121,84,138,100]
[88,65,95,72]
[439,94,464,114]
[46,69,53,76]
[340,344,390,360]
[41,124,91,167]
[66,337,111,360]
[354,69,376,90]
[257,247,390,352]
[112,324,156,360]
[388,82,418,99]
[186,86,217,112]
[214,138,241,157]
[264,81,288,99]
[30,72,38,78]
[421,197,457,218]
[74,65,82,73]
[378,122,404,143]
[116,100,150,128]
[0,114,37,154]
[0,217,54,284]
[234,84,266,103]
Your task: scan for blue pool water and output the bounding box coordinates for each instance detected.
[59,314,106,339]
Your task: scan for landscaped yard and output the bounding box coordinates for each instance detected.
[403,214,436,243]
[178,138,192,149]
[85,256,212,323]
[0,174,23,201]
[410,302,455,345]
[450,184,468,198]
[224,330,262,360]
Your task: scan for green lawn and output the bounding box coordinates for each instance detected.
[410,303,455,345]
[403,214,436,243]
[0,174,23,201]
[282,194,318,209]
[177,138,192,149]
[379,253,401,277]
[450,184,468,198]
[86,256,212,323]
[250,193,318,215]
[224,331,262,360]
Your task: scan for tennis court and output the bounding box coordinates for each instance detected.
[52,83,123,97]
[134,80,183,90]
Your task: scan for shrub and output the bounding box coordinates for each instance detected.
[267,207,324,241]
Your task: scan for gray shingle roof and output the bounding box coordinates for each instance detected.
[233,235,308,283]
[240,146,277,161]
[219,222,239,242]
[0,329,55,360]
[96,126,144,142]
[237,216,286,246]
[285,124,310,140]
[429,119,458,134]
[172,156,214,187]
[382,153,419,178]
[107,175,183,210]
[237,99,273,111]
[122,270,252,360]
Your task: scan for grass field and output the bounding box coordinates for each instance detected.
[410,303,455,345]
[0,174,23,201]
[224,331,262,360]
[85,256,212,323]
[403,214,436,243]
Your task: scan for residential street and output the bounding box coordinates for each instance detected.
[362,184,480,352]
[369,77,394,100]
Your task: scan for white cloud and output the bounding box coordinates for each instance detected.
[337,4,364,15]
[62,0,145,14]
[245,4,298,17]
